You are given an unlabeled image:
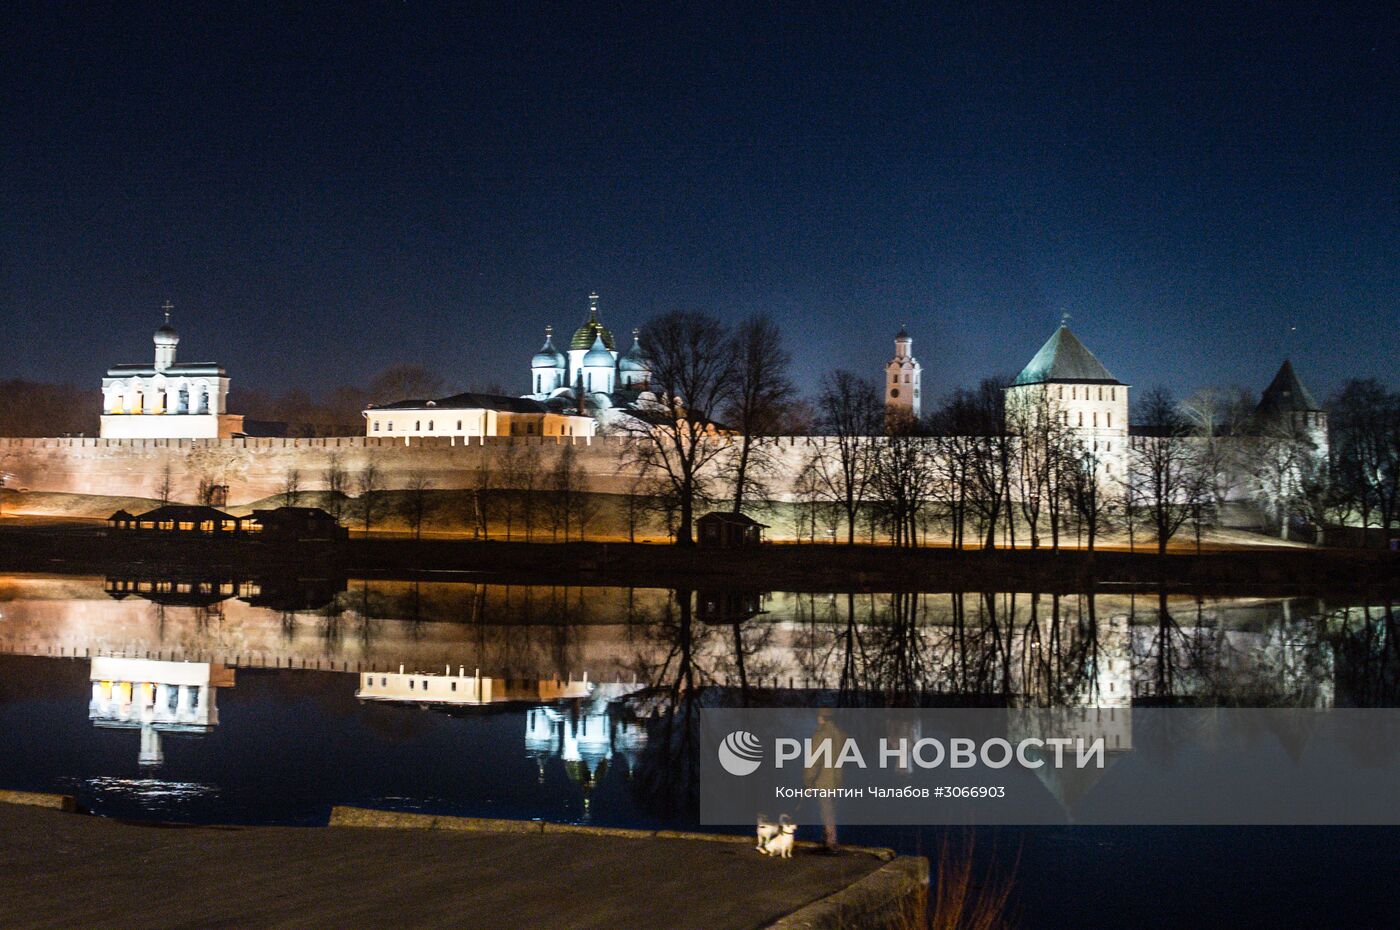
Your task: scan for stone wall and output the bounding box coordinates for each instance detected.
[0,434,817,507]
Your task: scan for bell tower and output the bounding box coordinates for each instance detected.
[885,326,921,425]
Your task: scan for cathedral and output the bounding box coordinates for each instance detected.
[100,303,243,439]
[523,291,655,428]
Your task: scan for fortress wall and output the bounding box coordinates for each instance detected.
[0,435,823,508]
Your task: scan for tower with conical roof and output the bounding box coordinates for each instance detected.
[1005,322,1130,478]
[1256,360,1328,458]
[885,326,921,425]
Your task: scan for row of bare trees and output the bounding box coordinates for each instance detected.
[789,376,1218,553]
[618,311,801,545]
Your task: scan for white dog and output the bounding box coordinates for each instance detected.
[755,813,780,852]
[758,814,796,858]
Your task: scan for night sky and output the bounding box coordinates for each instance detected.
[2,3,1396,404]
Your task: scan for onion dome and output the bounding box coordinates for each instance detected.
[582,333,614,368]
[618,328,648,372]
[531,325,566,369]
[154,301,179,346]
[570,292,616,351]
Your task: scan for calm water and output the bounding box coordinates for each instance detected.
[0,573,1396,928]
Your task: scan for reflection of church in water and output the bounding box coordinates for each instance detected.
[88,656,235,766]
[525,682,648,801]
[355,669,649,803]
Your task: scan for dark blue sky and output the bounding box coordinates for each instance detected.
[2,2,1396,404]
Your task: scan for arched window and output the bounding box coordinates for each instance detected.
[1106,412,1112,428]
[1092,412,1098,427]
[427,420,433,431]
[414,420,421,431]
[1077,411,1083,427]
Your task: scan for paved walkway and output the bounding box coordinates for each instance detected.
[0,804,888,930]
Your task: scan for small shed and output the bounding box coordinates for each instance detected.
[248,506,348,542]
[108,505,246,536]
[696,511,768,549]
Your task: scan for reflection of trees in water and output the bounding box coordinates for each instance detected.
[1328,599,1399,706]
[630,589,707,817]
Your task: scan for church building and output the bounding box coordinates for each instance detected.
[100,303,244,439]
[524,291,655,430]
[884,326,922,425]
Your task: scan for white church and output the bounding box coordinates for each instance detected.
[100,303,244,439]
[363,291,656,439]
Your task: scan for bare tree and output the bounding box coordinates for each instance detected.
[812,370,882,544]
[402,471,433,540]
[281,467,301,507]
[322,454,348,524]
[517,444,544,540]
[356,461,382,534]
[368,364,445,403]
[464,453,494,538]
[621,311,737,546]
[872,422,937,547]
[1128,388,1207,555]
[549,443,591,542]
[1330,380,1400,537]
[723,313,795,513]
[1245,417,1320,539]
[1063,445,1111,552]
[157,461,175,506]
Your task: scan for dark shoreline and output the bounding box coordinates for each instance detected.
[0,525,1395,595]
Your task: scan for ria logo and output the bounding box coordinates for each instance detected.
[717,730,764,777]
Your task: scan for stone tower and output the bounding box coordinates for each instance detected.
[885,326,921,425]
[1257,360,1328,459]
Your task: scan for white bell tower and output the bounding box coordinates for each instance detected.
[885,326,921,423]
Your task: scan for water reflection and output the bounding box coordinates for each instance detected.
[88,657,235,766]
[0,573,1394,822]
